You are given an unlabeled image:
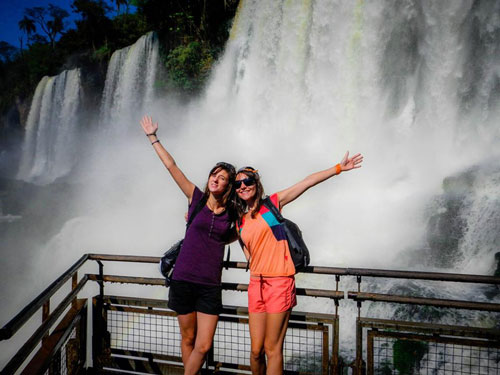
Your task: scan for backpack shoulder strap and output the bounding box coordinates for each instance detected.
[224,245,231,270]
[186,194,207,229]
[263,195,284,222]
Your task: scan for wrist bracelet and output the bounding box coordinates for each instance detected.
[335,163,342,175]
[151,140,160,145]
[147,133,156,137]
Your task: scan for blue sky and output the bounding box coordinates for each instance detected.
[0,0,127,48]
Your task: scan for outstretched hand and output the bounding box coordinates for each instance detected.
[339,151,363,172]
[140,115,158,136]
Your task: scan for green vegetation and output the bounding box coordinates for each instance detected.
[375,359,393,375]
[393,339,428,374]
[0,0,239,117]
[166,41,215,93]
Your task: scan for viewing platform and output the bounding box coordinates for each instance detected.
[1,253,500,374]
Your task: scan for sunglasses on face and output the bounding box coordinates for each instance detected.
[234,177,256,189]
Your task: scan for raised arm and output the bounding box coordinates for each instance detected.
[140,115,195,201]
[277,151,363,208]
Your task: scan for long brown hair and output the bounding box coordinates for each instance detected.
[203,162,237,214]
[235,166,265,219]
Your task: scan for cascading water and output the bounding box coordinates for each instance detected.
[203,0,500,271]
[16,68,82,185]
[0,33,162,365]
[2,0,500,367]
[99,31,160,132]
[198,0,500,362]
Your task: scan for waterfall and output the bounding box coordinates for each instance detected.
[16,68,82,185]
[99,31,160,131]
[7,0,497,293]
[202,0,500,272]
[199,1,500,359]
[427,161,500,274]
[2,0,500,366]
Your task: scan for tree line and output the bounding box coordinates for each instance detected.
[0,0,239,116]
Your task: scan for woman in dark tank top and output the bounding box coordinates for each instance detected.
[140,115,237,375]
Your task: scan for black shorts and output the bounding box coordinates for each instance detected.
[168,279,222,315]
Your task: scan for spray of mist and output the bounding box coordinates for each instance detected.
[2,0,500,365]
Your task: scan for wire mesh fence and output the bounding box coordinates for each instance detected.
[107,307,181,358]
[102,298,336,374]
[43,327,81,375]
[212,318,251,367]
[365,322,500,375]
[283,324,328,373]
[211,315,331,373]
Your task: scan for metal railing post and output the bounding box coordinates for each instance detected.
[354,302,366,375]
[93,260,110,369]
[42,300,50,348]
[98,260,104,298]
[72,272,78,309]
[331,300,340,375]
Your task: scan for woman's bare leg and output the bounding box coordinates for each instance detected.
[177,312,197,366]
[264,310,291,375]
[183,312,219,375]
[249,312,267,375]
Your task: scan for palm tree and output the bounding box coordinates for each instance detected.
[18,16,36,54]
[114,0,129,15]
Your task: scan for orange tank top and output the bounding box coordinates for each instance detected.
[238,194,295,277]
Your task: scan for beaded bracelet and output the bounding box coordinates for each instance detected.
[151,140,160,145]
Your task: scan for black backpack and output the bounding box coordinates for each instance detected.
[262,196,310,272]
[159,196,207,286]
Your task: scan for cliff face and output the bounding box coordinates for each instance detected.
[0,101,24,177]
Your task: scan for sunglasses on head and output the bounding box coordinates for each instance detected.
[234,177,256,189]
[215,162,236,174]
[237,167,258,174]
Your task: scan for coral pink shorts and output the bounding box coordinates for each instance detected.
[248,275,297,313]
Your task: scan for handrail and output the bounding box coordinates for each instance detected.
[4,252,498,343]
[87,253,500,285]
[0,254,89,341]
[1,275,88,375]
[348,291,500,312]
[88,253,160,263]
[21,299,87,375]
[358,317,500,338]
[85,274,345,300]
[322,267,500,284]
[2,252,500,374]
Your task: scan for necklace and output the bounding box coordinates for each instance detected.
[207,198,225,215]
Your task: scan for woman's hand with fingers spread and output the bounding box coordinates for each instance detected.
[339,151,363,172]
[140,115,158,136]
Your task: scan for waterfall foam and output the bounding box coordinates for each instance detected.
[200,0,500,270]
[3,0,500,366]
[8,0,497,299]
[16,69,82,185]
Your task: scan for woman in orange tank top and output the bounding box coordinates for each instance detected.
[235,151,363,375]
